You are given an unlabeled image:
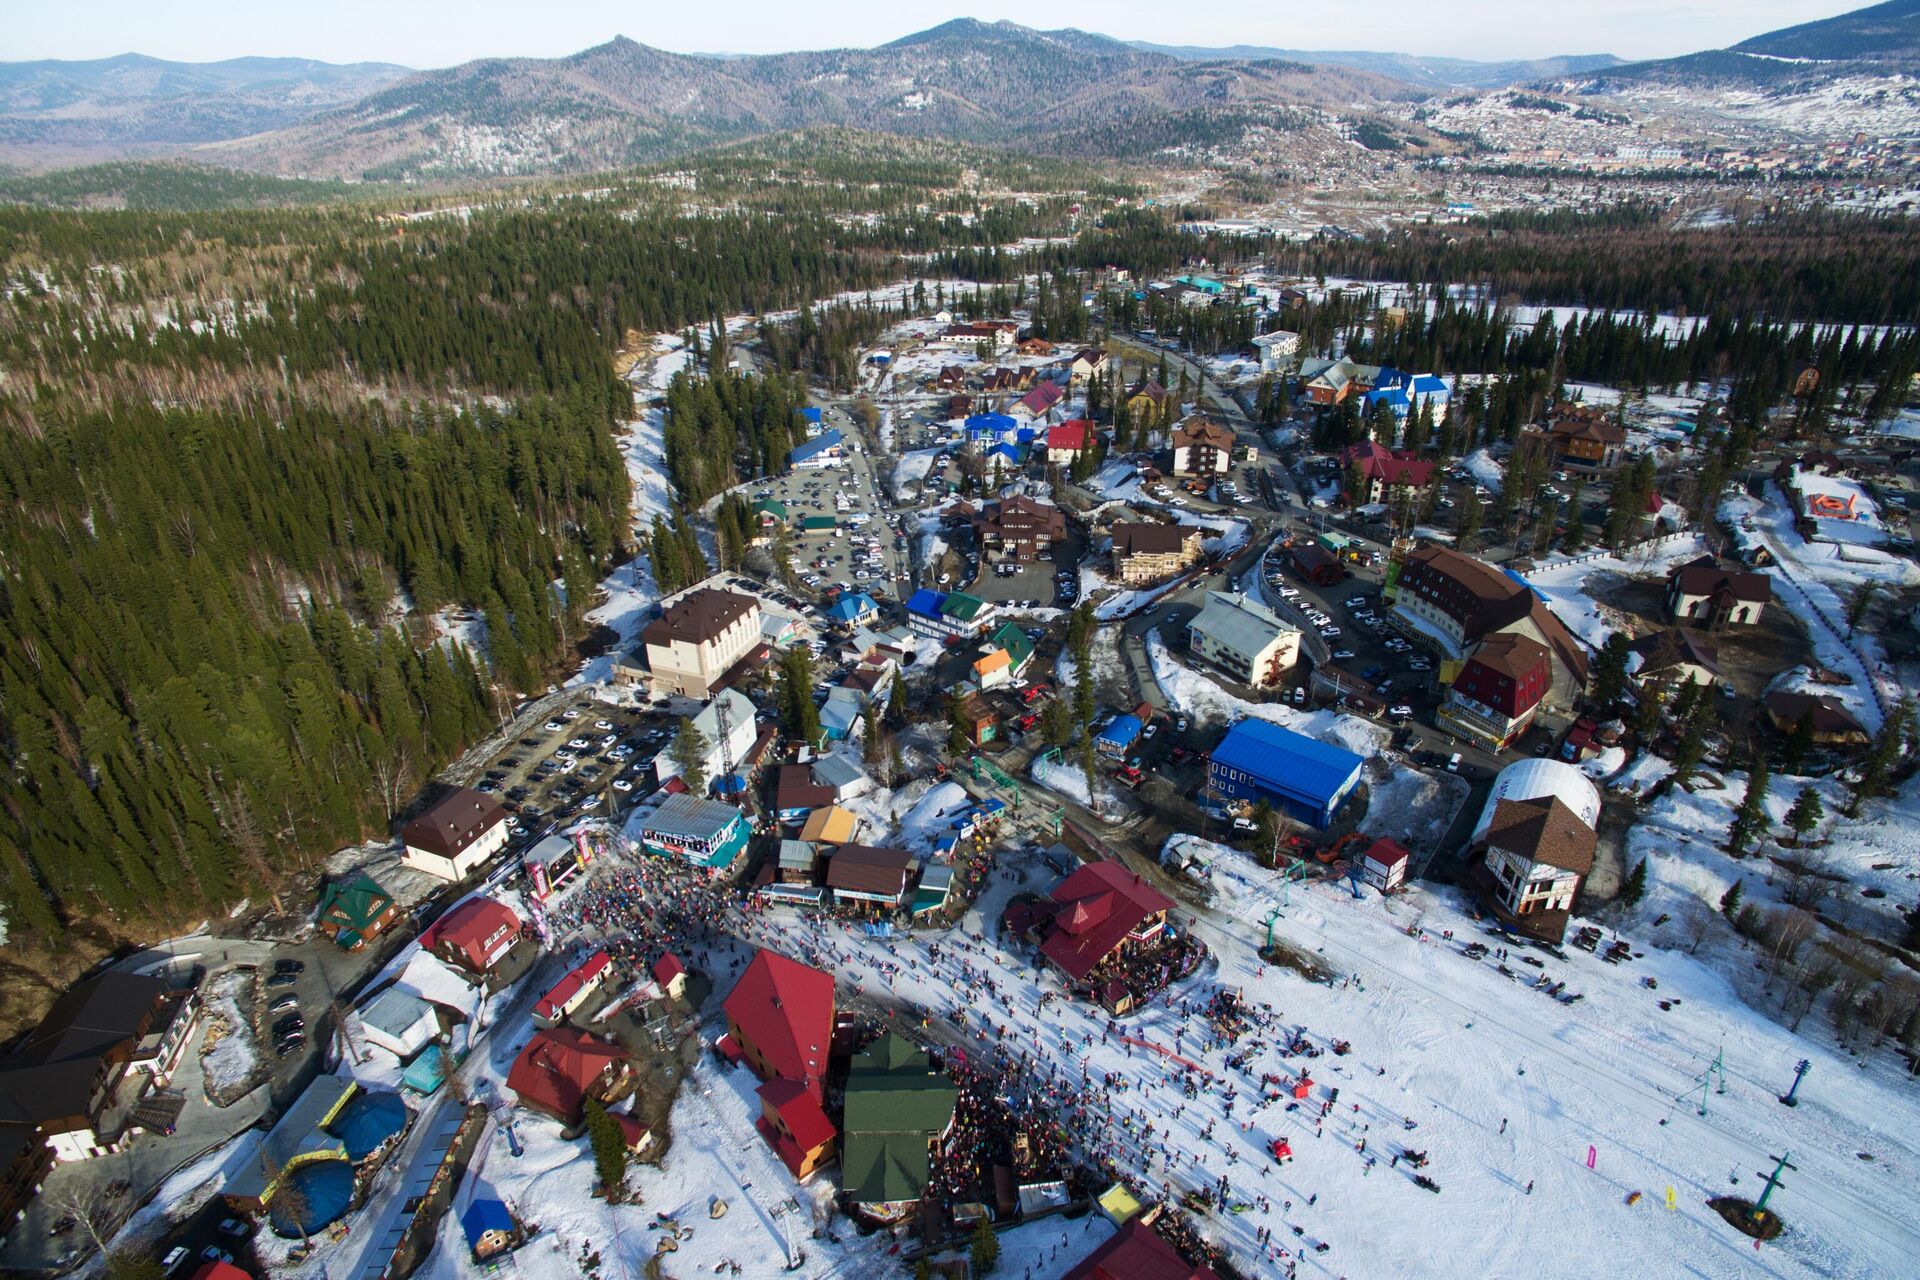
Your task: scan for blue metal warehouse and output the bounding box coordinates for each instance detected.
[1207,719,1366,829]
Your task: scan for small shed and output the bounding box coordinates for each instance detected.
[359,987,440,1060]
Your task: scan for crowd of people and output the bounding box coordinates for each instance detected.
[525,824,1393,1280]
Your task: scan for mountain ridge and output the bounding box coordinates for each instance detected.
[1130,43,1623,90]
[194,23,1432,179]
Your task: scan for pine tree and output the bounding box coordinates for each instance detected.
[1719,879,1744,919]
[584,1097,630,1202]
[1847,696,1912,815]
[969,1217,1000,1276]
[1726,757,1771,856]
[673,716,710,795]
[1589,633,1631,707]
[1782,711,1817,772]
[1783,786,1824,845]
[1621,858,1648,908]
[947,695,972,757]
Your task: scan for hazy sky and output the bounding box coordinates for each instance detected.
[5,1,1866,68]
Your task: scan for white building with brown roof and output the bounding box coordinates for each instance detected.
[1664,557,1770,630]
[1112,522,1202,584]
[635,588,764,698]
[401,787,512,880]
[1471,790,1597,945]
[1390,546,1587,706]
[1171,419,1235,476]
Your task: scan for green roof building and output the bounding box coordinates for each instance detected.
[940,592,988,623]
[316,871,399,951]
[800,515,838,533]
[840,1034,958,1211]
[985,622,1034,677]
[753,498,790,523]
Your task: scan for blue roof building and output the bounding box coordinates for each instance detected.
[1096,714,1144,758]
[965,413,1017,442]
[789,429,845,469]
[826,591,880,627]
[985,441,1022,467]
[462,1197,519,1261]
[1207,719,1366,829]
[801,406,823,425]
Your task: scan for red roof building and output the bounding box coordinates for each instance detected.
[192,1265,255,1280]
[1441,633,1552,750]
[722,950,836,1101]
[1062,1219,1222,1280]
[1017,380,1064,418]
[506,1027,631,1125]
[533,950,612,1025]
[1020,862,1173,985]
[422,898,523,976]
[755,1078,838,1181]
[1360,838,1412,893]
[1341,441,1435,503]
[1047,419,1093,458]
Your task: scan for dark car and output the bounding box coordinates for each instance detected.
[274,1036,304,1059]
[273,1014,305,1037]
[265,971,300,990]
[273,958,305,975]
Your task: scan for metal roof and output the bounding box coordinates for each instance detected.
[1210,719,1364,804]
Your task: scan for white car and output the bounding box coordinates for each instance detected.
[1332,649,1355,660]
[568,738,591,750]
[543,720,564,732]
[594,719,614,730]
[562,709,581,720]
[1278,587,1300,599]
[600,733,618,747]
[1390,704,1414,719]
[613,779,634,792]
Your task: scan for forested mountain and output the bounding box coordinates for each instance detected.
[198,20,1427,179]
[0,53,412,163]
[1131,43,1622,90]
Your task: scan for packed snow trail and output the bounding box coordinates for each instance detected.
[1195,903,1920,1265]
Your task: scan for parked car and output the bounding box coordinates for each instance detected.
[273,959,305,975]
[269,993,300,1014]
[543,720,564,732]
[266,971,299,990]
[1389,704,1414,720]
[1332,649,1355,660]
[594,719,614,730]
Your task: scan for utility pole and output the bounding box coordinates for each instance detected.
[1779,1058,1811,1107]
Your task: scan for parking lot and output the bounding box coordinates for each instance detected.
[475,696,673,836]
[754,414,911,602]
[1259,543,1442,719]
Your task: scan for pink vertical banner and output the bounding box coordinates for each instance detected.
[1587,1145,1597,1170]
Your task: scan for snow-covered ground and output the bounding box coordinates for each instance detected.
[1523,534,1710,651]
[1462,447,1504,495]
[1032,754,1120,816]
[569,337,682,686]
[198,968,259,1099]
[1719,487,1919,732]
